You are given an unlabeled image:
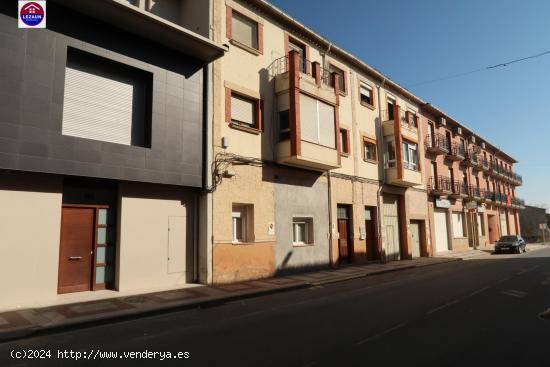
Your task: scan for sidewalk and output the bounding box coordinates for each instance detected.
[0,256,459,343]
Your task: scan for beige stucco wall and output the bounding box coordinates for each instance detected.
[0,172,62,310]
[117,182,196,291]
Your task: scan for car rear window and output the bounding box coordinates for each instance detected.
[500,236,517,241]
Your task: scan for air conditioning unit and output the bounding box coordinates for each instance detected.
[455,127,462,135]
[481,142,486,149]
[470,136,476,143]
[437,117,447,127]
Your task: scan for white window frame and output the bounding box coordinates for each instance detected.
[232,210,246,243]
[359,82,373,105]
[402,141,418,171]
[385,140,396,168]
[292,216,314,246]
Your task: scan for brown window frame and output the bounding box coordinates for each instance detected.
[226,6,263,55]
[359,81,375,109]
[225,88,263,134]
[340,128,350,156]
[363,136,378,162]
[329,63,348,95]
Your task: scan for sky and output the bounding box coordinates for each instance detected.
[268,0,550,209]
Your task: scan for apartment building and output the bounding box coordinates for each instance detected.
[0,0,226,309]
[210,0,523,283]
[422,114,523,252]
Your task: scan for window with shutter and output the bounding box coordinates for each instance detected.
[232,12,258,50]
[299,93,335,148]
[231,94,256,127]
[62,48,152,147]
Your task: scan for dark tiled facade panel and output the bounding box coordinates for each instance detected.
[0,3,205,187]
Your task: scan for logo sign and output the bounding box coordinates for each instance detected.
[435,199,451,209]
[18,1,46,28]
[477,205,486,213]
[464,201,478,210]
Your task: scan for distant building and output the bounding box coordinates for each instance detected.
[520,206,549,242]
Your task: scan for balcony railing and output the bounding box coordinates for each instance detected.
[429,176,453,194]
[469,185,481,199]
[512,197,525,208]
[426,133,450,154]
[446,141,465,161]
[485,190,495,202]
[480,156,490,171]
[267,55,332,87]
[451,181,468,197]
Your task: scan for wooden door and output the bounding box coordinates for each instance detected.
[58,207,95,294]
[338,218,350,262]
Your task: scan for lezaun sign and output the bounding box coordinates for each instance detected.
[435,199,451,209]
[464,201,478,210]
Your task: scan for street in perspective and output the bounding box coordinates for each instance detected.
[1,0,550,366]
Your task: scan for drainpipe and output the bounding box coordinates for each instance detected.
[376,78,387,262]
[327,171,334,267]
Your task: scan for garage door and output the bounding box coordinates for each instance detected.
[383,196,401,261]
[434,210,449,252]
[500,208,508,236]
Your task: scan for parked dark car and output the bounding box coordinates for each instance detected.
[494,235,526,254]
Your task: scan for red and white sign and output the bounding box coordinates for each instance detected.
[18,1,46,29]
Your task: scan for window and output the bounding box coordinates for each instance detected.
[232,204,253,243]
[359,82,374,106]
[278,110,290,141]
[386,141,396,167]
[300,93,336,148]
[452,212,465,238]
[62,48,152,147]
[406,111,417,128]
[292,217,314,245]
[340,129,350,155]
[228,91,261,131]
[329,64,346,93]
[231,11,259,50]
[363,139,377,161]
[387,95,396,121]
[288,38,307,73]
[402,141,418,171]
[477,214,486,236]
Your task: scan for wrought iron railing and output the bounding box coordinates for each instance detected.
[426,133,450,153]
[429,176,452,193]
[267,55,331,87]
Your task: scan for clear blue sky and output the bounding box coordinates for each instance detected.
[269,0,550,209]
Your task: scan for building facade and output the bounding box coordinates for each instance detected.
[209,0,524,283]
[0,0,226,310]
[0,0,525,309]
[519,205,548,242]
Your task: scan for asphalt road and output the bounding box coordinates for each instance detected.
[2,248,550,367]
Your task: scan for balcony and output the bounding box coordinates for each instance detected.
[511,197,526,209]
[484,190,495,203]
[450,181,469,199]
[511,173,523,186]
[468,186,482,201]
[445,141,465,161]
[381,109,419,142]
[426,133,450,155]
[480,157,490,172]
[428,176,453,196]
[386,162,422,187]
[270,52,340,171]
[55,0,226,62]
[268,54,336,105]
[493,192,506,206]
[461,149,479,168]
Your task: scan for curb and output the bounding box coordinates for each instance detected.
[0,258,460,344]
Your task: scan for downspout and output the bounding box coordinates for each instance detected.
[323,41,334,267]
[376,77,387,262]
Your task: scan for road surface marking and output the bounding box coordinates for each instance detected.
[467,286,490,297]
[426,299,460,315]
[517,265,540,275]
[497,276,512,284]
[300,362,318,367]
[356,322,407,345]
[500,289,527,298]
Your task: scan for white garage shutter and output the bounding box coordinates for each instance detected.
[452,212,465,238]
[62,66,135,145]
[434,210,449,252]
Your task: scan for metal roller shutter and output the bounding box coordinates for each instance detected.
[62,66,135,145]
